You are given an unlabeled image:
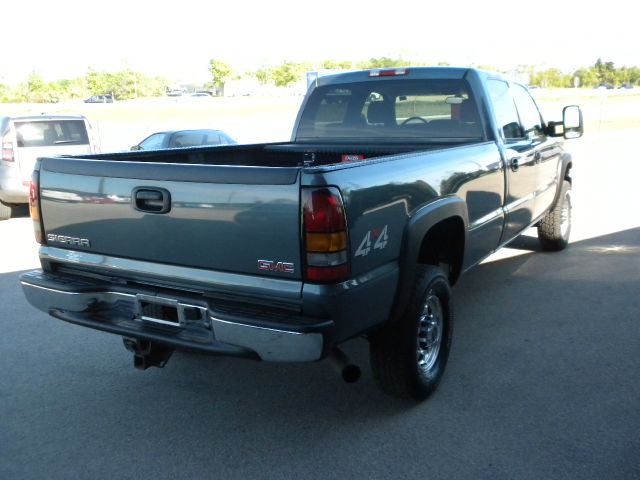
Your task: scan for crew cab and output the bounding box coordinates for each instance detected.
[20,68,583,400]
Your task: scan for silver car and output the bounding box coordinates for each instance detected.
[0,115,98,220]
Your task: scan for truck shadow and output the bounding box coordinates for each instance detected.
[88,227,640,410]
[3,226,639,467]
[503,231,543,252]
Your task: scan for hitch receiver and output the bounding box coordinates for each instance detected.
[123,337,174,370]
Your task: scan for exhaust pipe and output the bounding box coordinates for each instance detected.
[329,347,361,384]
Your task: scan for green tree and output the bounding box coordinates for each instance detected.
[574,67,598,88]
[208,59,233,95]
[253,67,272,85]
[627,67,640,85]
[86,68,112,96]
[321,60,353,70]
[530,68,572,88]
[0,83,12,102]
[271,62,309,87]
[55,78,86,99]
[357,57,408,69]
[594,58,616,84]
[25,72,49,102]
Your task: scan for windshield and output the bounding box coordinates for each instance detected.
[15,120,89,147]
[296,78,483,142]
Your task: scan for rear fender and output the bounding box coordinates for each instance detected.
[389,196,468,322]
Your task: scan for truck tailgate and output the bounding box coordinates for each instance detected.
[38,157,302,280]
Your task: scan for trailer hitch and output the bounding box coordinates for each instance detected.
[122,337,174,370]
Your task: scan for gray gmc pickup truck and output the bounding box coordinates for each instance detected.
[20,67,583,400]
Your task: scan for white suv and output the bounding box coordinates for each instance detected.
[0,115,98,220]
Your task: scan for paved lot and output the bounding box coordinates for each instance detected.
[1,131,638,479]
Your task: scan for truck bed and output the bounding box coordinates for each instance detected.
[74,141,480,168]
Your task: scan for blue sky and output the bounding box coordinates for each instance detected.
[4,0,637,83]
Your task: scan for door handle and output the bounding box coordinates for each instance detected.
[132,187,171,213]
[510,157,520,172]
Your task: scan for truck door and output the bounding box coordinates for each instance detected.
[487,79,537,243]
[511,84,563,221]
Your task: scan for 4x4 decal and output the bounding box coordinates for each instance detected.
[355,225,389,257]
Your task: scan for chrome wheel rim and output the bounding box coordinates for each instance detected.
[417,292,443,373]
[560,191,571,238]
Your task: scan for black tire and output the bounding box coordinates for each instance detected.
[0,201,13,221]
[369,265,453,401]
[538,180,572,251]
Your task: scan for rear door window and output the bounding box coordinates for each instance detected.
[204,133,224,145]
[15,120,89,147]
[512,84,544,137]
[171,133,205,148]
[487,80,523,140]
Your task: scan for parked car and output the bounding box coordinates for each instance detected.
[84,94,114,103]
[618,83,634,89]
[0,115,98,220]
[130,129,236,151]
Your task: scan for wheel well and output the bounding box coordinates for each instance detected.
[417,217,465,285]
[564,161,573,184]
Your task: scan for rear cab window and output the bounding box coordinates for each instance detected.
[296,78,484,142]
[15,120,89,147]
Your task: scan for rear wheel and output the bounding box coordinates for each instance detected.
[0,201,13,221]
[370,265,453,401]
[538,180,571,251]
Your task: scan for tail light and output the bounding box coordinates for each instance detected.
[29,171,45,244]
[302,187,349,283]
[2,135,14,162]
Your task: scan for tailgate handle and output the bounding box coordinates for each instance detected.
[133,187,171,214]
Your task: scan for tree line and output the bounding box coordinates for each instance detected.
[0,69,168,103]
[2,58,637,103]
[526,59,640,88]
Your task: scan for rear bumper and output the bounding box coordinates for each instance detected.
[20,270,331,362]
[0,164,28,203]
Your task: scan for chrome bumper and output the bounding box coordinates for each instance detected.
[20,270,328,362]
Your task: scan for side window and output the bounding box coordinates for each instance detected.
[314,88,352,124]
[487,80,522,140]
[139,133,164,150]
[204,133,223,145]
[171,133,202,148]
[512,84,544,137]
[60,121,90,145]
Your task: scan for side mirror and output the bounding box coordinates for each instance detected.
[562,105,583,139]
[130,145,143,151]
[546,105,583,139]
